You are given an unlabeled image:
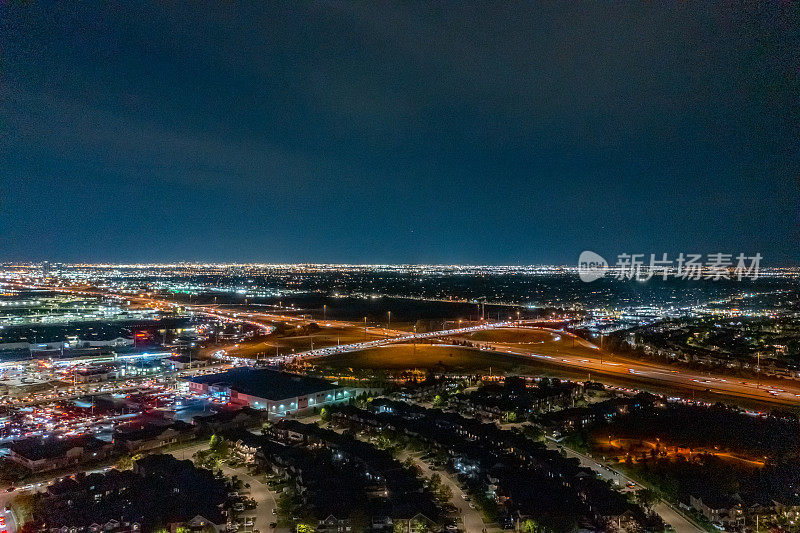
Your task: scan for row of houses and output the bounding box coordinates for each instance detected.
[450,378,582,420]
[5,406,267,473]
[220,420,442,531]
[687,493,800,531]
[330,399,652,531]
[537,394,654,433]
[27,454,229,532]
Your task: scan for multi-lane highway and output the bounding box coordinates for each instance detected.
[470,330,800,406]
[12,282,800,407]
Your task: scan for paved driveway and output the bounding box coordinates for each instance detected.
[398,451,491,533]
[168,443,287,533]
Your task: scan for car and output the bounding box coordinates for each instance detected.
[468,503,476,509]
[269,523,277,529]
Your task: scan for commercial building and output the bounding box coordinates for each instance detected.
[188,368,377,417]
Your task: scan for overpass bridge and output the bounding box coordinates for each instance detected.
[211,321,518,364]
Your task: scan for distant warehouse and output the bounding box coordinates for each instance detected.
[187,368,378,417]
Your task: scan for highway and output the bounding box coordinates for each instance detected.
[13,282,800,407]
[161,293,800,408]
[475,332,800,406]
[262,322,515,362]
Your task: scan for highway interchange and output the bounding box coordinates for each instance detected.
[10,280,800,408]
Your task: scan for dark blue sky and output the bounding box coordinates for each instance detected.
[2,3,798,264]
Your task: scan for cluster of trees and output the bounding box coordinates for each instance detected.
[194,434,232,470]
[594,402,800,459]
[427,472,453,503]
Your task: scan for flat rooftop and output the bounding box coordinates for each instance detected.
[189,368,340,400]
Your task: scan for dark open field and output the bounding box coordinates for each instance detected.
[313,343,554,372]
[199,324,392,359]
[463,327,603,357]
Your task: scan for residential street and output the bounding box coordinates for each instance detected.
[397,450,492,533]
[544,438,705,533]
[168,441,287,533]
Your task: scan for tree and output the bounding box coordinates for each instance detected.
[429,472,443,491]
[115,454,134,471]
[348,509,370,533]
[637,488,658,509]
[320,407,331,423]
[411,518,429,533]
[437,482,453,502]
[522,519,539,532]
[209,434,226,454]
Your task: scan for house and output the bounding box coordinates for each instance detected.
[170,514,227,533]
[394,513,439,533]
[221,429,264,464]
[193,406,266,433]
[317,514,352,532]
[7,435,113,472]
[690,494,744,528]
[85,519,141,532]
[114,420,196,453]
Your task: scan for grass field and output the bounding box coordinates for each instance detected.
[312,327,605,372]
[312,343,546,372]
[463,327,602,358]
[200,324,392,359]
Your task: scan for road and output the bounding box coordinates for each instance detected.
[33,281,799,407]
[470,332,800,407]
[544,439,704,533]
[0,463,119,533]
[14,281,800,408]
[397,450,490,533]
[168,442,285,533]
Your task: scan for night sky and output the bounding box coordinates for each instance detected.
[2,3,798,265]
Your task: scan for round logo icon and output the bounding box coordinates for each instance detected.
[578,251,608,282]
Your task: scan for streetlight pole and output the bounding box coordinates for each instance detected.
[757,352,761,388]
[323,304,327,321]
[387,311,391,330]
[600,332,604,366]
